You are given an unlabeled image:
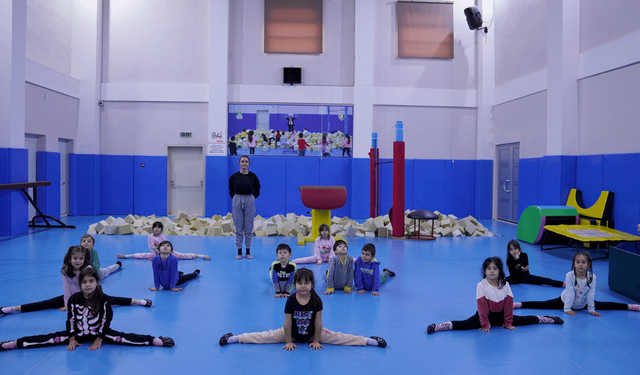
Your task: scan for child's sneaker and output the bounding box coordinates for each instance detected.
[383,269,396,277]
[219,333,233,346]
[427,323,436,335]
[143,299,153,308]
[116,261,122,269]
[159,336,175,347]
[369,336,387,348]
[545,316,564,324]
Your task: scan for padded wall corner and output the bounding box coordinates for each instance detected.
[206,156,231,216]
[100,155,134,215]
[134,155,167,216]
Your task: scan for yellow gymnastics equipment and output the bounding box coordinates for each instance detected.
[298,186,347,245]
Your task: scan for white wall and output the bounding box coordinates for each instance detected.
[228,0,355,87]
[494,0,548,87]
[26,0,73,76]
[102,0,210,83]
[373,0,477,90]
[578,63,640,155]
[99,102,208,156]
[580,0,640,53]
[493,92,547,159]
[25,83,79,152]
[372,105,477,160]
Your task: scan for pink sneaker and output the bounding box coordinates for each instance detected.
[235,254,243,260]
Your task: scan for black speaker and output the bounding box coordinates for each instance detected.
[283,67,302,85]
[464,6,483,30]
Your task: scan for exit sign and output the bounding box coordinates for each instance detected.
[180,132,192,137]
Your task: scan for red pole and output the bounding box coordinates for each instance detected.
[392,141,405,237]
[369,148,376,218]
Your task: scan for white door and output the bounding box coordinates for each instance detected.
[497,142,519,222]
[25,136,38,220]
[168,146,205,216]
[256,110,269,130]
[59,139,71,217]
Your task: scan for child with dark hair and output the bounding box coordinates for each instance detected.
[80,234,122,279]
[324,240,354,295]
[149,241,200,292]
[1,246,150,316]
[270,244,297,298]
[118,221,210,260]
[354,243,395,296]
[0,268,174,352]
[505,239,563,287]
[514,252,640,316]
[297,132,310,156]
[427,257,564,334]
[229,136,238,155]
[293,224,335,265]
[219,268,387,350]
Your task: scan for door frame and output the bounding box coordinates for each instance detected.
[493,142,520,222]
[166,145,206,216]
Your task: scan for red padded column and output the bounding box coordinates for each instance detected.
[392,141,405,237]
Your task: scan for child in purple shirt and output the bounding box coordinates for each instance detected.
[149,241,200,292]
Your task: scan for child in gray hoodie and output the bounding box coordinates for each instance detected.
[324,240,354,294]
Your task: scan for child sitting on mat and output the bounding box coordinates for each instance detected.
[293,224,334,265]
[354,243,395,296]
[324,240,354,295]
[219,268,387,350]
[118,221,210,260]
[505,239,563,287]
[269,244,297,298]
[149,241,200,292]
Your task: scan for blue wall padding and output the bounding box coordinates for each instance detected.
[602,153,640,234]
[0,148,29,236]
[519,153,640,235]
[576,155,603,205]
[205,156,230,216]
[36,151,61,220]
[378,158,393,217]
[100,155,133,215]
[248,156,288,217]
[284,157,321,216]
[475,160,493,218]
[518,158,539,220]
[412,160,447,215]
[69,153,101,215]
[536,156,576,206]
[350,158,370,219]
[537,156,563,205]
[318,157,352,218]
[445,160,476,218]
[133,156,167,216]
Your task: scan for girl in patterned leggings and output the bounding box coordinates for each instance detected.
[0,268,173,352]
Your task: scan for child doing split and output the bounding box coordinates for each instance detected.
[427,257,564,334]
[80,234,123,279]
[293,224,334,265]
[514,252,640,316]
[118,221,210,260]
[1,246,151,317]
[0,268,174,352]
[219,268,387,350]
[149,241,200,292]
[505,239,563,287]
[354,243,395,296]
[324,240,354,294]
[269,244,297,298]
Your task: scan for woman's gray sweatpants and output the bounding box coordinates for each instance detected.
[232,194,255,250]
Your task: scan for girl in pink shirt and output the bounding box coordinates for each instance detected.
[293,224,335,265]
[117,221,210,260]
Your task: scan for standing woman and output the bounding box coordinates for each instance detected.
[229,155,261,259]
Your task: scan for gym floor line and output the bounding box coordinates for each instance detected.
[1,216,638,375]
